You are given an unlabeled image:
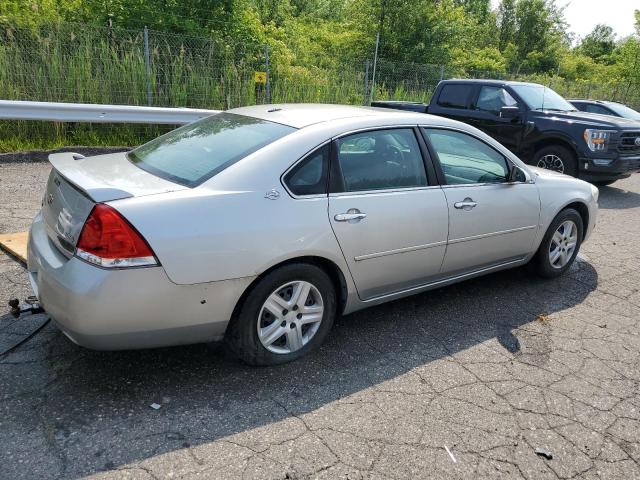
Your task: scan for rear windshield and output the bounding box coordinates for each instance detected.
[128,113,296,187]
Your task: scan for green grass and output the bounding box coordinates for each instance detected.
[1,24,638,152]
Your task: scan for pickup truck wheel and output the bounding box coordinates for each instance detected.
[534,146,578,177]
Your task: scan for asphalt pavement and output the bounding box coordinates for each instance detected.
[1,160,640,479]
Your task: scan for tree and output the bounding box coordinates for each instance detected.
[579,24,616,62]
[497,0,516,52]
[455,0,491,21]
[510,0,566,72]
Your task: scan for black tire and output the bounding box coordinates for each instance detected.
[533,145,578,177]
[225,263,337,366]
[534,208,583,278]
[594,179,617,187]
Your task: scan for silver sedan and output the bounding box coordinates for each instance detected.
[27,104,598,365]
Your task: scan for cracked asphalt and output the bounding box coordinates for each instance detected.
[2,160,640,479]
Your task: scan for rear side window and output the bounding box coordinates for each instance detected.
[284,144,329,196]
[336,129,427,192]
[437,84,472,109]
[128,113,295,187]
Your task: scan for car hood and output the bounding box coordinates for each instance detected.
[533,110,640,130]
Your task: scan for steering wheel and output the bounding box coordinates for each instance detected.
[385,144,405,166]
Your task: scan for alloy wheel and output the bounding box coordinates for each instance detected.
[537,154,565,173]
[257,280,324,354]
[548,220,578,269]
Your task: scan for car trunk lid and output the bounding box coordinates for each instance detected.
[44,151,187,257]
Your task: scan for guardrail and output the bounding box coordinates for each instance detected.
[0,100,220,124]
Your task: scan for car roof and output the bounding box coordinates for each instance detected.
[568,99,600,103]
[442,79,543,88]
[228,103,427,129]
[568,99,617,106]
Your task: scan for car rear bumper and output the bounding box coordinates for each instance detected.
[579,156,640,181]
[27,211,254,350]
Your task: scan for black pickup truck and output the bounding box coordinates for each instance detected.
[372,80,640,185]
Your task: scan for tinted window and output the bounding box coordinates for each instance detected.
[475,87,518,114]
[437,84,472,109]
[284,144,329,196]
[584,104,614,116]
[128,113,295,187]
[423,129,509,185]
[336,129,427,192]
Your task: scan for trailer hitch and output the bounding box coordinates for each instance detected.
[8,296,44,317]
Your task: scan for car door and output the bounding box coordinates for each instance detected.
[328,127,449,300]
[421,127,540,275]
[466,86,525,154]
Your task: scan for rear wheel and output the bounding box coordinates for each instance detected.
[534,208,583,278]
[533,145,578,177]
[225,263,336,366]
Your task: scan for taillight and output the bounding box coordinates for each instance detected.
[75,204,158,268]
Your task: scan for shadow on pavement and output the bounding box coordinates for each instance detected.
[1,260,598,478]
[598,184,640,210]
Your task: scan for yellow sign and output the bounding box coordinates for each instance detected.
[254,71,267,84]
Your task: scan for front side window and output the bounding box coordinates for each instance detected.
[284,144,329,196]
[422,129,509,185]
[475,87,518,115]
[585,104,614,116]
[336,129,427,192]
[128,113,296,187]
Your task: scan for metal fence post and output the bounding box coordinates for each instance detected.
[439,65,445,82]
[143,27,152,107]
[369,32,380,105]
[363,60,370,105]
[265,45,271,104]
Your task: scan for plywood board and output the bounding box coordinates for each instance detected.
[0,231,28,265]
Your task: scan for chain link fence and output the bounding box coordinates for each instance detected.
[1,22,639,151]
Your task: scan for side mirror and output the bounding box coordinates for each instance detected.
[500,106,520,119]
[508,166,527,183]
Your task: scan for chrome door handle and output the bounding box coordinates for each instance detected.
[454,198,478,210]
[334,211,367,222]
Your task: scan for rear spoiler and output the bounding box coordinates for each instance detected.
[48,152,134,202]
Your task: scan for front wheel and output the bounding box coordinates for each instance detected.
[534,208,583,278]
[225,263,337,366]
[533,145,578,177]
